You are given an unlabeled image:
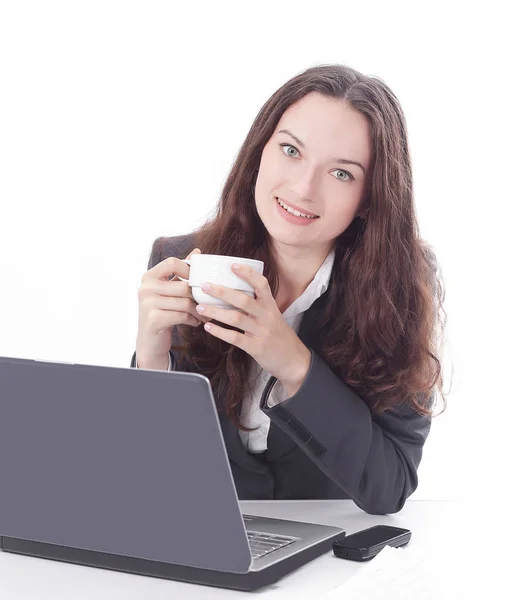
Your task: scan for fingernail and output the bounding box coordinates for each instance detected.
[202,282,211,291]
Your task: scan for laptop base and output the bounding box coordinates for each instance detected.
[1,532,345,591]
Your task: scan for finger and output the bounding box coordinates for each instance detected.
[143,279,194,299]
[145,256,192,282]
[145,293,212,323]
[197,304,255,334]
[202,282,264,319]
[165,247,200,283]
[203,320,247,351]
[151,307,202,329]
[230,264,272,303]
[185,247,201,260]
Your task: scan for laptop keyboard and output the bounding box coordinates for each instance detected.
[245,530,296,559]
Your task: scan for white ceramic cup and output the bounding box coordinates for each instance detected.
[175,254,265,310]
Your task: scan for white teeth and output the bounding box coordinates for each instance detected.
[277,198,318,219]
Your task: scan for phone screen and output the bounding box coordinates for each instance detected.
[339,526,408,549]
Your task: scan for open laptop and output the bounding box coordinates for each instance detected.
[0,355,345,591]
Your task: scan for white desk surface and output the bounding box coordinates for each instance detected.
[1,499,524,599]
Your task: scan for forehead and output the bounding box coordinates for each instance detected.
[274,92,371,170]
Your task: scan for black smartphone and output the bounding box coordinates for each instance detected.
[333,525,411,561]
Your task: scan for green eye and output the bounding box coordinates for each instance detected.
[333,170,353,182]
[280,143,299,157]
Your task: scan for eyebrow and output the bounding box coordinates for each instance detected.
[277,128,366,174]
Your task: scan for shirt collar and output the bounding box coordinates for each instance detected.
[281,248,336,319]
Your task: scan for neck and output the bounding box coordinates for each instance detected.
[271,239,332,306]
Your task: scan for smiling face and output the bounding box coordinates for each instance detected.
[254,91,372,254]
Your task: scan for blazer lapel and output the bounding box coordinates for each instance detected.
[266,290,331,461]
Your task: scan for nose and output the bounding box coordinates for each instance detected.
[289,164,320,202]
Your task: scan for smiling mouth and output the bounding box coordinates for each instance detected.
[275,197,320,219]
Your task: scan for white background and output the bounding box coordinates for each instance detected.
[0,0,524,504]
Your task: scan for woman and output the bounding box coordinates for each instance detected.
[131,64,447,515]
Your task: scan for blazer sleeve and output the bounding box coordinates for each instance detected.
[259,348,433,515]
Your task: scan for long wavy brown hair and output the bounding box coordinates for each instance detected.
[161,63,448,432]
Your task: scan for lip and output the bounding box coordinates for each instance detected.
[275,197,319,217]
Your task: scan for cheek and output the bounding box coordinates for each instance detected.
[324,199,362,229]
[258,145,288,181]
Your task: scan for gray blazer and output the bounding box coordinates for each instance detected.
[130,234,433,515]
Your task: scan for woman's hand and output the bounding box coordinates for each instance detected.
[196,263,312,397]
[135,248,212,369]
